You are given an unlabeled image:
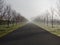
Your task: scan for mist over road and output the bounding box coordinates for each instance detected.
[0,23,60,45]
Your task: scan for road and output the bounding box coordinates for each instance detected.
[0,23,60,45]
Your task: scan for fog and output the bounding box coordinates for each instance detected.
[7,0,57,20]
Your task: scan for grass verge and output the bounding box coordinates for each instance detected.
[0,23,27,38]
[34,22,60,36]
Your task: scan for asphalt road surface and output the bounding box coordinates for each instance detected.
[0,23,60,45]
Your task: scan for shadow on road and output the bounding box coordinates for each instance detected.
[0,23,60,45]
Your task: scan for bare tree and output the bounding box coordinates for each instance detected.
[11,10,28,24]
[50,8,54,28]
[45,11,49,26]
[12,10,17,24]
[5,5,12,27]
[0,0,5,20]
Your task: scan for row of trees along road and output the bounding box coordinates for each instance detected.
[33,0,60,28]
[0,0,27,27]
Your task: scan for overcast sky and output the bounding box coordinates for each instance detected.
[7,0,57,20]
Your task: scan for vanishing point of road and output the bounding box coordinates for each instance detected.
[0,23,60,45]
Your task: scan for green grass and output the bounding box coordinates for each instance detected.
[34,22,60,36]
[0,23,27,38]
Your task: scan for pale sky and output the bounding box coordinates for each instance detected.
[7,0,57,20]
